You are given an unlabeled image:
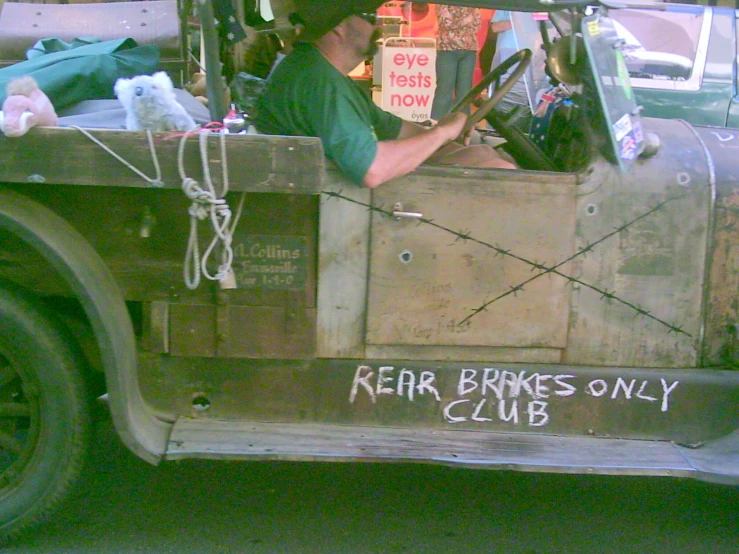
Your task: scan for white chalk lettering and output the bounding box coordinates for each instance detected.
[444,399,469,423]
[397,368,416,401]
[534,374,551,399]
[349,365,375,404]
[471,399,493,422]
[635,380,657,403]
[498,399,519,424]
[711,131,735,142]
[660,379,679,412]
[417,370,441,401]
[611,377,636,400]
[458,368,478,396]
[528,400,549,427]
[518,372,538,398]
[377,366,395,397]
[586,379,609,397]
[482,368,502,399]
[501,371,521,398]
[348,365,680,428]
[553,375,577,396]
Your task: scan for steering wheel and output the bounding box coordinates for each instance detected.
[450,49,532,136]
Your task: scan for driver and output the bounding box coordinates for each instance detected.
[255,0,515,188]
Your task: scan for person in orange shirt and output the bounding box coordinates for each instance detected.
[429,5,481,121]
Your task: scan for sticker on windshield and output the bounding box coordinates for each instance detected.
[587,21,600,36]
[613,113,632,142]
[616,51,633,100]
[620,135,637,161]
[632,120,643,143]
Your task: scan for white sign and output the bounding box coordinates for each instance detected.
[381,38,436,123]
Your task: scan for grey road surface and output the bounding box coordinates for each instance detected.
[5,415,738,554]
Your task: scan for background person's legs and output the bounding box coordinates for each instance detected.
[453,50,477,115]
[431,50,457,120]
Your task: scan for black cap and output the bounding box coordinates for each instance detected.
[291,0,384,42]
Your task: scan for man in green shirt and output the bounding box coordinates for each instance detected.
[256,0,514,188]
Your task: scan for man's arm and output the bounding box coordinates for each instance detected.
[363,113,467,188]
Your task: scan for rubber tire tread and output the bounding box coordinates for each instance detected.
[0,280,91,543]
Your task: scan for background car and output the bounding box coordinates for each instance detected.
[610,2,739,127]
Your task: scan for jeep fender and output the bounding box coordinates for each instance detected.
[0,187,168,464]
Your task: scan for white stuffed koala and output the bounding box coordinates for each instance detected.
[114,71,198,132]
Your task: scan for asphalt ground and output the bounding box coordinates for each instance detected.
[4,415,738,554]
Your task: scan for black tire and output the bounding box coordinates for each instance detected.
[0,281,91,542]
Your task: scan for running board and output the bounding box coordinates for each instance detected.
[165,418,739,484]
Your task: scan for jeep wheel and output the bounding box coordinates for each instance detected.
[0,282,91,542]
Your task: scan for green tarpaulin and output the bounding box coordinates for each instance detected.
[0,38,160,111]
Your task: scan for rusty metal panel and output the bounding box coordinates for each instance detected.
[366,169,577,348]
[694,126,739,367]
[564,118,711,368]
[704,199,739,366]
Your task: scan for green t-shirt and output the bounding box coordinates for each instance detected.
[255,43,403,185]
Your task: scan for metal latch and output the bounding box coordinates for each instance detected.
[392,202,423,220]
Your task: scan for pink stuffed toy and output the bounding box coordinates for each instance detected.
[0,76,59,137]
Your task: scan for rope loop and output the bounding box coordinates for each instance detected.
[70,126,164,187]
[178,129,236,290]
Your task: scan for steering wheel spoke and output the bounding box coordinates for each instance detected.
[450,49,533,136]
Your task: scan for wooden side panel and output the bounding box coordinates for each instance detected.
[316,172,372,358]
[564,139,710,367]
[169,303,217,356]
[704,189,739,366]
[365,344,562,363]
[0,184,321,359]
[367,169,577,348]
[0,129,324,194]
[226,305,316,358]
[694,126,739,367]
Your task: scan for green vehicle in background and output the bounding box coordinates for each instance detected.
[609,2,739,128]
[510,2,739,129]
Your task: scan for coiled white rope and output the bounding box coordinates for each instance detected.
[71,124,243,290]
[178,130,237,290]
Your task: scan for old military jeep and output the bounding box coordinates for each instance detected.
[0,0,736,541]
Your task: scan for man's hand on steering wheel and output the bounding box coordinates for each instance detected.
[435,111,470,145]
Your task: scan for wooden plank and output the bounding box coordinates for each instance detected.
[366,170,577,348]
[365,345,562,364]
[563,142,709,367]
[226,305,316,359]
[165,418,695,479]
[316,171,372,358]
[0,127,325,194]
[142,301,170,354]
